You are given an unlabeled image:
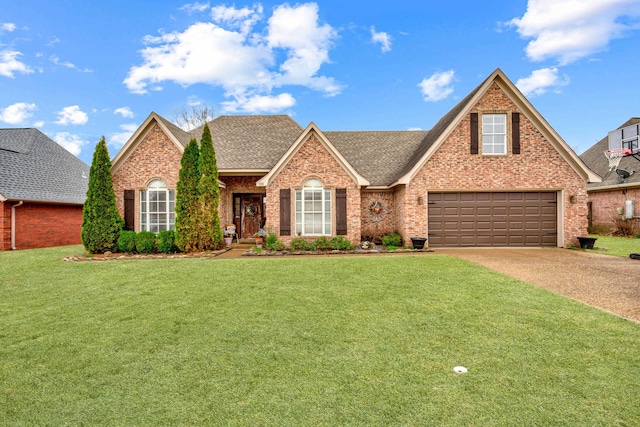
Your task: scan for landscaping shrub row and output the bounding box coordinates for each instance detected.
[117,230,178,254]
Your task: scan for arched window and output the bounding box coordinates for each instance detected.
[295,179,331,235]
[140,180,175,232]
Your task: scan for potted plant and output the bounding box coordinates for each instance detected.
[223,228,235,246]
[254,228,266,247]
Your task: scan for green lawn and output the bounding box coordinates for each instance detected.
[589,234,640,257]
[1,246,639,425]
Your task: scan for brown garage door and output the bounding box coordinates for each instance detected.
[428,192,557,247]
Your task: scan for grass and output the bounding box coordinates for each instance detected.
[588,234,640,257]
[1,246,640,425]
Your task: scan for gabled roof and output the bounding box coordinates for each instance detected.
[393,68,601,185]
[257,122,370,187]
[0,128,89,204]
[580,118,640,190]
[190,115,303,170]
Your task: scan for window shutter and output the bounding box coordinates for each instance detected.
[470,113,479,154]
[336,188,347,235]
[512,112,520,154]
[124,190,135,231]
[280,189,291,236]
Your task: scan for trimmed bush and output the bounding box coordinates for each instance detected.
[265,231,286,252]
[136,231,157,254]
[381,232,402,247]
[117,230,136,253]
[157,230,178,254]
[330,236,353,250]
[311,236,332,251]
[290,238,311,251]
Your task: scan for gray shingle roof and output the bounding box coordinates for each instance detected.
[0,128,89,203]
[580,118,640,189]
[325,131,429,186]
[187,115,303,169]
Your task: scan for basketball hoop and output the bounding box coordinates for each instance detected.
[604,148,631,171]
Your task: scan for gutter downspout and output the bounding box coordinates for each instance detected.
[11,201,24,250]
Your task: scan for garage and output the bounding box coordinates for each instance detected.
[427,192,557,247]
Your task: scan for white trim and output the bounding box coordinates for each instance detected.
[393,69,601,185]
[0,193,6,202]
[257,122,369,188]
[587,182,640,192]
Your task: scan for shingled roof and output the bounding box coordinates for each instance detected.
[580,117,640,189]
[189,115,303,170]
[0,128,89,204]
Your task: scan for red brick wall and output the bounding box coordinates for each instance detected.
[0,201,9,250]
[112,124,184,231]
[404,82,588,247]
[0,202,83,250]
[588,187,640,226]
[265,133,361,244]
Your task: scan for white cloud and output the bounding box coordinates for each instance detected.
[2,22,16,32]
[370,26,392,53]
[125,3,341,113]
[0,102,37,124]
[0,50,33,78]
[33,120,45,127]
[222,93,296,113]
[109,123,138,149]
[55,105,89,125]
[114,106,134,118]
[53,132,89,156]
[418,70,455,102]
[516,67,570,97]
[50,55,92,72]
[509,0,640,65]
[180,2,210,14]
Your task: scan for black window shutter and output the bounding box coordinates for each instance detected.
[124,190,135,231]
[336,188,347,235]
[470,113,479,154]
[280,189,291,236]
[512,112,521,154]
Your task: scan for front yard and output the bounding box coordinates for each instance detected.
[1,246,639,425]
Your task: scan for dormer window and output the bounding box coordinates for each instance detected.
[482,114,507,155]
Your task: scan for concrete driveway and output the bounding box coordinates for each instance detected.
[437,248,640,323]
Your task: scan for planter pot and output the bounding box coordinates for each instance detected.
[224,237,233,246]
[410,237,427,250]
[577,236,597,249]
[255,237,264,248]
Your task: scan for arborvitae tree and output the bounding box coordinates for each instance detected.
[197,123,224,250]
[81,137,124,253]
[174,138,200,252]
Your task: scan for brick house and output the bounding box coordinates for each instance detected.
[580,118,640,229]
[0,128,89,250]
[111,69,599,248]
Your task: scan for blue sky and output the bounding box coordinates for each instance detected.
[1,0,640,165]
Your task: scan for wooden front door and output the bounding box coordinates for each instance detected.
[241,195,263,238]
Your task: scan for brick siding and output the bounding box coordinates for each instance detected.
[403,82,588,247]
[361,191,396,240]
[265,132,361,245]
[588,187,640,226]
[0,202,83,250]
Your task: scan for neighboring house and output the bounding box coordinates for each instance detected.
[111,69,599,248]
[0,128,89,250]
[580,118,640,229]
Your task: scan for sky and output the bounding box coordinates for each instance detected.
[1,0,640,165]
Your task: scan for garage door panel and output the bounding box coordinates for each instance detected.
[428,192,557,247]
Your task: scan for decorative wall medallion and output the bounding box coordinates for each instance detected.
[366,200,387,222]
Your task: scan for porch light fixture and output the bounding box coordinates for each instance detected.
[570,195,577,204]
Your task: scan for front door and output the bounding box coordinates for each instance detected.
[241,195,263,238]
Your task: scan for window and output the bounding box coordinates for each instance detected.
[140,180,175,233]
[295,179,331,235]
[482,114,506,154]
